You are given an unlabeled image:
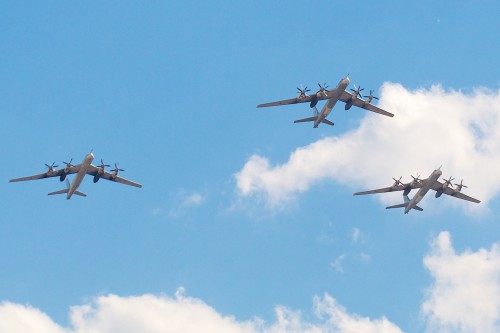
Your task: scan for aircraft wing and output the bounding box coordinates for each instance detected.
[431,181,481,203]
[339,91,394,117]
[257,95,317,108]
[354,184,407,195]
[354,182,424,195]
[9,166,80,182]
[86,165,142,188]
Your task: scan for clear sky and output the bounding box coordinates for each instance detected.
[1,1,500,332]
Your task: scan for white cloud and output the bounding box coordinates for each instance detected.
[352,228,361,244]
[6,232,500,333]
[183,193,204,206]
[0,302,66,333]
[0,290,403,333]
[313,294,403,333]
[151,190,206,219]
[422,231,500,333]
[235,84,500,211]
[331,254,347,273]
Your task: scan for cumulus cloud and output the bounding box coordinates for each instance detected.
[0,302,66,333]
[235,84,500,210]
[422,231,500,333]
[4,232,500,332]
[0,290,403,333]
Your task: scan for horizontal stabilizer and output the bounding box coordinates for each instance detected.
[74,190,86,197]
[48,189,68,196]
[294,116,317,123]
[413,205,423,211]
[321,118,334,126]
[386,195,423,212]
[386,203,406,210]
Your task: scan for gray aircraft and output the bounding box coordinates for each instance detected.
[353,167,480,214]
[257,76,394,128]
[9,151,142,199]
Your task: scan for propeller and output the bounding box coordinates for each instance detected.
[296,85,310,98]
[364,89,379,101]
[350,84,364,97]
[317,83,329,97]
[45,162,58,171]
[454,179,468,191]
[392,176,403,187]
[443,176,455,187]
[97,159,110,170]
[410,174,422,184]
[62,158,73,171]
[111,163,124,175]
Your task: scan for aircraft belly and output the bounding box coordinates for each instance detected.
[70,158,93,195]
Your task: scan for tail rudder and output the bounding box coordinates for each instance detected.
[48,179,70,196]
[386,195,423,212]
[403,195,410,204]
[48,179,86,197]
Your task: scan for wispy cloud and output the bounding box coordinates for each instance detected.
[331,254,346,273]
[151,190,207,219]
[235,84,500,212]
[351,227,362,244]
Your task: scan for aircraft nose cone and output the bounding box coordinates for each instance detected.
[344,77,350,85]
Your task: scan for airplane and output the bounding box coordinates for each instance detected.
[353,167,480,214]
[9,151,142,199]
[256,76,394,128]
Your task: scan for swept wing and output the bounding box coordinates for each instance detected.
[430,180,480,203]
[86,165,142,188]
[257,89,394,117]
[339,91,394,117]
[9,165,80,182]
[353,183,422,195]
[257,95,319,108]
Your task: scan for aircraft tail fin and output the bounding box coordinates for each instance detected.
[48,179,70,196]
[386,195,423,212]
[47,179,86,198]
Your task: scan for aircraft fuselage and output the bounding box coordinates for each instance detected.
[405,169,442,214]
[313,77,350,128]
[67,152,94,199]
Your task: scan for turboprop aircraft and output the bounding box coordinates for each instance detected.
[353,167,480,214]
[9,151,142,199]
[257,76,394,128]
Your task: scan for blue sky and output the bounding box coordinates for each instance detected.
[1,1,500,332]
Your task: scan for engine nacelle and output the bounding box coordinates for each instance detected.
[309,96,318,108]
[435,190,443,198]
[403,187,411,196]
[345,101,353,110]
[93,174,101,183]
[60,174,66,182]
